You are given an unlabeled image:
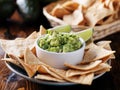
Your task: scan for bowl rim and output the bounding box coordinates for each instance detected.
[35,36,85,55]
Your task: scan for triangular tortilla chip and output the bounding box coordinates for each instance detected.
[62,1,79,11]
[8,54,38,77]
[2,58,22,68]
[85,42,98,50]
[24,47,49,67]
[95,68,110,75]
[38,65,63,79]
[38,25,47,36]
[96,41,111,47]
[101,55,111,63]
[0,39,36,58]
[30,46,36,55]
[15,38,25,40]
[46,66,67,80]
[96,41,115,59]
[65,63,111,77]
[24,48,63,79]
[74,0,95,8]
[68,73,94,85]
[38,65,48,74]
[26,31,37,40]
[51,4,71,18]
[64,60,102,70]
[63,6,83,25]
[81,46,115,63]
[35,74,65,82]
[24,47,41,65]
[37,65,94,85]
[85,1,114,26]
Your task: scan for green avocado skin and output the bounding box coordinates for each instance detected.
[16,0,58,25]
[16,0,41,23]
[0,0,16,20]
[0,0,58,25]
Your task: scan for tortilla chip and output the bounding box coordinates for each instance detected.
[38,65,96,84]
[96,41,115,59]
[24,47,41,65]
[96,41,111,48]
[24,48,64,79]
[64,60,102,70]
[38,65,48,74]
[101,55,111,63]
[85,42,98,50]
[15,38,25,40]
[67,73,94,85]
[81,46,115,63]
[38,25,47,36]
[35,74,65,82]
[74,0,95,8]
[46,66,67,80]
[21,63,39,77]
[66,69,95,77]
[85,1,115,26]
[63,6,83,25]
[1,58,22,68]
[95,68,110,75]
[62,1,79,11]
[112,0,120,18]
[45,65,94,85]
[26,31,37,40]
[8,54,38,77]
[24,47,51,69]
[38,65,63,79]
[65,63,111,77]
[63,14,73,25]
[30,46,36,55]
[51,4,71,18]
[79,73,94,85]
[0,39,36,58]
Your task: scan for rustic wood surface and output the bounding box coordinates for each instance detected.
[0,12,120,90]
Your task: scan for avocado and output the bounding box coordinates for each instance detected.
[0,0,16,21]
[16,0,41,23]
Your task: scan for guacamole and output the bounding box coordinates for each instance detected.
[38,31,82,53]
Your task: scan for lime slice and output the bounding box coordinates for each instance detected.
[47,24,71,33]
[75,28,94,42]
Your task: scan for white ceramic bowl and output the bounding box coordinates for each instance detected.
[35,37,85,69]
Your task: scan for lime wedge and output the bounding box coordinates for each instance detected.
[75,28,94,42]
[47,24,71,33]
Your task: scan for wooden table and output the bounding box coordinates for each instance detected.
[0,22,120,90]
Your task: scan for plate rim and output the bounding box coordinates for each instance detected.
[5,61,109,86]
